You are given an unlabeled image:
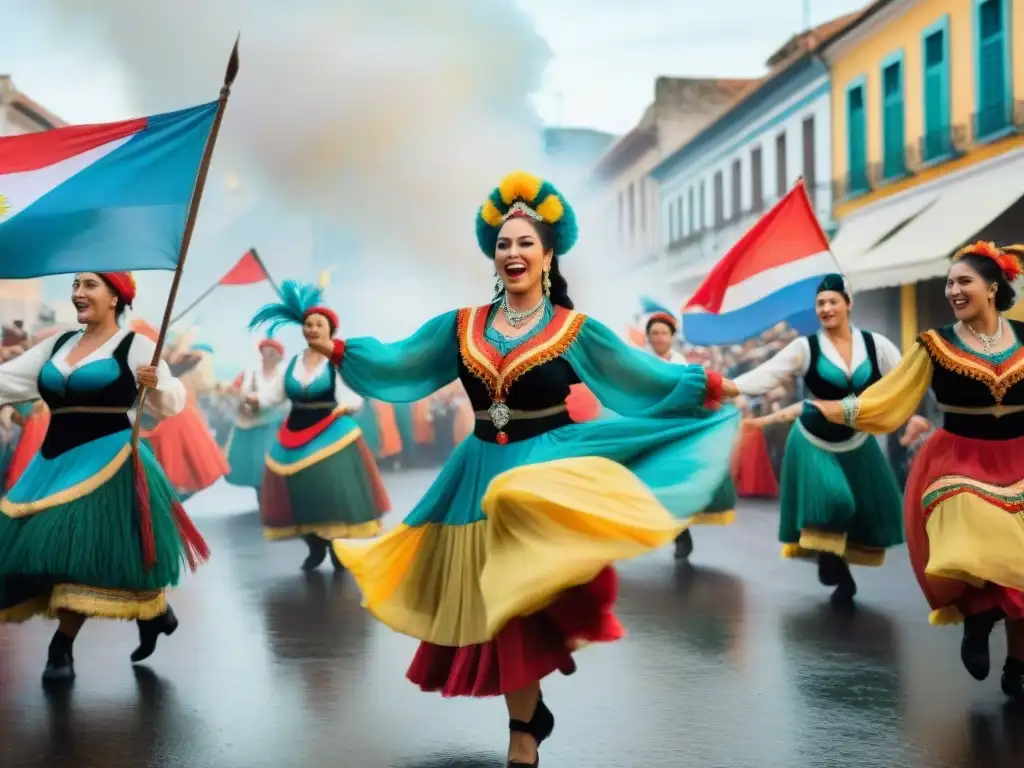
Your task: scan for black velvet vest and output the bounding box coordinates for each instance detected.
[799,330,882,443]
[455,305,582,444]
[920,320,1024,441]
[39,330,138,459]
[283,355,339,432]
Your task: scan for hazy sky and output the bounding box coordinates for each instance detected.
[2,0,866,135]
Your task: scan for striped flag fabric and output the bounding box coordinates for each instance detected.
[0,102,218,278]
[683,180,838,345]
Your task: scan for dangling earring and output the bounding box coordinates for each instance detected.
[543,268,552,298]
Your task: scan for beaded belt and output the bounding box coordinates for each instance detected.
[474,403,568,445]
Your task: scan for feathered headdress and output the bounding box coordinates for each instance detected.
[249,280,339,335]
[955,241,1024,282]
[476,171,579,258]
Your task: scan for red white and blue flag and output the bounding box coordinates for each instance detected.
[683,180,838,345]
[0,102,218,278]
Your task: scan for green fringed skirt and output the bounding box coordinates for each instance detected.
[778,420,905,566]
[260,412,389,541]
[0,429,206,622]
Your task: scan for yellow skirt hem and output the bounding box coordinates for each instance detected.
[264,520,381,541]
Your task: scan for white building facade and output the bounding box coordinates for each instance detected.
[647,54,834,303]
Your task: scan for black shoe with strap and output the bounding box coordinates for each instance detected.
[131,606,179,663]
[508,695,555,767]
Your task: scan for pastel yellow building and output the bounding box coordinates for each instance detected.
[821,0,1024,347]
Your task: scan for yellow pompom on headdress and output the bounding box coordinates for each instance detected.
[476,171,579,258]
[953,241,1024,282]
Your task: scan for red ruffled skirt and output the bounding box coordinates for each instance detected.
[905,429,1024,620]
[143,403,229,495]
[731,424,779,498]
[406,566,622,697]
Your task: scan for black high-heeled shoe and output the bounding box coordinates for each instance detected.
[42,629,75,683]
[674,529,694,560]
[302,534,328,571]
[131,606,179,663]
[1001,657,1024,700]
[961,608,1004,681]
[507,695,555,767]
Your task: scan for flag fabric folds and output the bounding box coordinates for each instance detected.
[0,102,219,278]
[682,181,838,345]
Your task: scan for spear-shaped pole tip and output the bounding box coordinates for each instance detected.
[224,34,240,88]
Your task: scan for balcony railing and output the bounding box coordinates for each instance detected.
[833,101,1024,202]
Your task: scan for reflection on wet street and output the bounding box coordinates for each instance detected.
[1,471,1022,767]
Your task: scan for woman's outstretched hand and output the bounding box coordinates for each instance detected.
[721,378,739,399]
[810,399,845,425]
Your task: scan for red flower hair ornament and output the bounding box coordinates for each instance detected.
[953,241,1024,282]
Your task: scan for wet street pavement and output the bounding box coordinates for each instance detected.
[1,468,1022,768]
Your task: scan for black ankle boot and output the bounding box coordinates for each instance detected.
[818,553,843,587]
[328,542,345,572]
[674,529,694,560]
[1001,658,1024,700]
[42,630,75,683]
[131,606,179,663]
[302,534,328,571]
[961,608,1004,681]
[829,559,857,606]
[507,695,555,767]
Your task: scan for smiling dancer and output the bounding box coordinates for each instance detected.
[313,172,741,767]
[249,282,389,571]
[814,243,1024,700]
[224,336,287,501]
[736,274,905,605]
[0,272,208,682]
[644,307,737,560]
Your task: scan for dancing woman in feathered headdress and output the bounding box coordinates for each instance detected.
[305,172,743,766]
[814,243,1024,702]
[249,281,389,570]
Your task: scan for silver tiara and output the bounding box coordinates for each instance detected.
[502,201,543,222]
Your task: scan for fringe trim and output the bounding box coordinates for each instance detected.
[919,329,1024,404]
[690,509,736,526]
[457,304,586,401]
[171,500,210,572]
[50,584,167,621]
[845,544,886,567]
[263,520,382,541]
[798,528,847,556]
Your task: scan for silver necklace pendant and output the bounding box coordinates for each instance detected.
[967,317,1003,354]
[502,296,544,328]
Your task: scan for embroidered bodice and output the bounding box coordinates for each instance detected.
[920,321,1024,440]
[456,303,584,443]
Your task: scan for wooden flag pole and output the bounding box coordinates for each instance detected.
[132,36,240,448]
[169,282,221,325]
